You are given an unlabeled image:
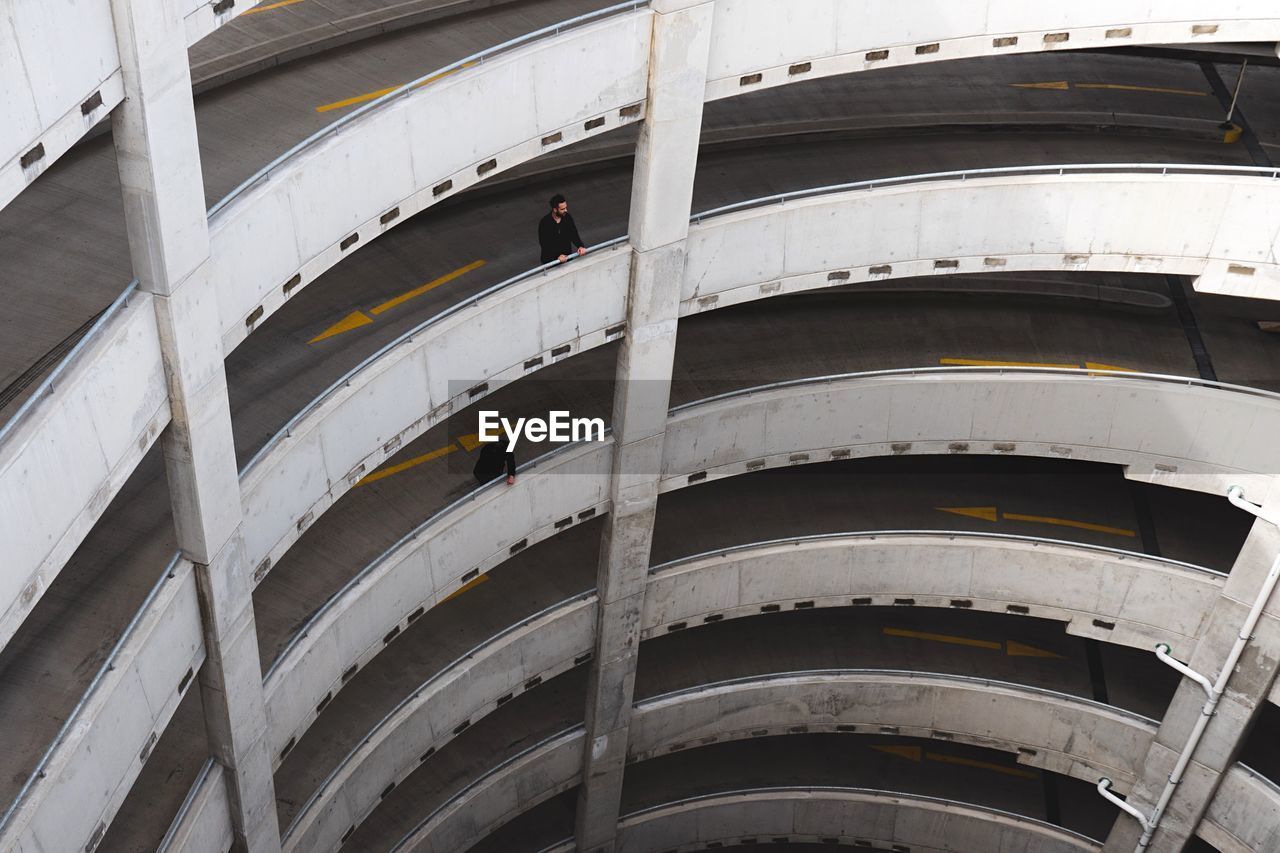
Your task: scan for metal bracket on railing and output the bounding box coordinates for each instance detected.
[1097,779,1151,828]
[1228,485,1280,528]
[1155,644,1213,699]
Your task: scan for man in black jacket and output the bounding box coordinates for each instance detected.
[538,193,587,264]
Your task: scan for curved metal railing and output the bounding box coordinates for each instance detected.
[205,0,650,219]
[690,162,1280,222]
[264,436,604,677]
[0,551,186,835]
[635,668,1158,725]
[282,591,595,839]
[0,280,139,446]
[239,238,628,476]
[390,725,585,851]
[647,529,1221,578]
[668,364,1280,414]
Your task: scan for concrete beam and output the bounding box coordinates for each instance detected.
[1102,482,1280,852]
[108,0,278,848]
[577,3,713,849]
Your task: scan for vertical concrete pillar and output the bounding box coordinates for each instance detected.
[109,1,281,850]
[1103,483,1280,852]
[575,3,713,850]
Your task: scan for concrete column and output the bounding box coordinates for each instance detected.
[575,2,713,850]
[1102,482,1280,852]
[109,1,281,850]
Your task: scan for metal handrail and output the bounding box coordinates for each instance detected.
[242,161,1280,478]
[205,0,650,219]
[238,238,628,476]
[0,550,187,835]
[390,725,586,852]
[283,590,595,838]
[614,786,1101,838]
[690,162,1280,222]
[0,280,139,448]
[263,436,608,678]
[157,757,218,853]
[635,668,1158,724]
[647,530,1221,578]
[539,786,1099,852]
[668,365,1280,414]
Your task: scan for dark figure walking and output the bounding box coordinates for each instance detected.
[538,193,587,264]
[473,440,517,486]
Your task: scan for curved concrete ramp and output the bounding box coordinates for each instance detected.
[395,670,1136,851]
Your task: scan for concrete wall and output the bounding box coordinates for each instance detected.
[644,533,1223,652]
[681,174,1280,310]
[263,441,613,765]
[207,11,650,352]
[1198,763,1280,853]
[157,761,235,853]
[630,672,1156,790]
[399,728,587,853]
[1,558,205,853]
[238,246,628,590]
[398,670,1134,850]
[609,788,1099,853]
[661,371,1280,498]
[282,595,597,852]
[273,529,1210,850]
[704,0,1280,101]
[0,0,247,212]
[0,291,171,650]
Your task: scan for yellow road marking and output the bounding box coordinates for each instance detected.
[1012,81,1069,90]
[1011,81,1206,98]
[883,627,1002,651]
[1075,82,1208,98]
[358,433,479,485]
[1006,640,1064,659]
[309,310,373,343]
[310,261,485,344]
[371,260,486,315]
[936,506,999,523]
[1001,512,1135,538]
[940,357,1078,370]
[359,443,459,485]
[315,63,476,113]
[934,506,1135,538]
[443,573,490,603]
[1084,362,1137,373]
[927,752,1039,779]
[872,745,922,761]
[243,0,305,14]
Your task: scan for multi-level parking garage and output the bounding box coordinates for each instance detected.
[6,1,1280,851]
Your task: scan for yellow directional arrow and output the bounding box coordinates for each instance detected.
[883,627,1062,659]
[309,260,485,344]
[1012,81,1069,90]
[309,310,373,343]
[928,752,1038,779]
[872,744,1038,779]
[872,745,922,761]
[1006,640,1064,659]
[442,573,489,603]
[940,357,1078,369]
[936,506,998,523]
[358,433,482,486]
[1084,362,1138,374]
[935,506,1135,538]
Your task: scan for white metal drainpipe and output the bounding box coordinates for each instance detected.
[1098,485,1280,851]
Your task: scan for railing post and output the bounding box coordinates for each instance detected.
[575,2,713,851]
[1101,481,1280,852]
[108,0,280,849]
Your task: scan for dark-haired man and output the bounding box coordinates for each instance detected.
[538,193,587,264]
